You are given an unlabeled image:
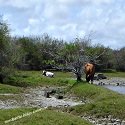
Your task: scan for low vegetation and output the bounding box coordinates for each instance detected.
[4,71,75,87]
[0,108,92,125]
[0,83,23,94]
[67,83,125,120]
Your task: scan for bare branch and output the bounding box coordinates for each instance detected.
[95,49,106,59]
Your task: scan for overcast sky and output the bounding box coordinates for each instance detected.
[0,0,125,49]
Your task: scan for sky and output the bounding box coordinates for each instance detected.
[0,0,125,49]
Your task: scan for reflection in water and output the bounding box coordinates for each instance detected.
[104,85,125,94]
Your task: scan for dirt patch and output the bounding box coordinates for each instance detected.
[0,100,19,109]
[0,87,83,109]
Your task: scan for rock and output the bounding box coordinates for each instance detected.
[116,83,119,86]
[56,94,63,99]
[44,91,50,98]
[121,120,125,125]
[49,89,56,94]
[98,82,105,86]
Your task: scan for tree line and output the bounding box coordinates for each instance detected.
[0,17,125,83]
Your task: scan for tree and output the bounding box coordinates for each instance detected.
[0,17,22,83]
[0,16,10,83]
[60,37,108,81]
[114,47,125,71]
[59,37,92,81]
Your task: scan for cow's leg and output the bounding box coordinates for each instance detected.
[0,74,3,83]
[86,75,90,83]
[90,74,94,84]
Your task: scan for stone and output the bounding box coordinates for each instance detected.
[56,95,63,99]
[44,91,50,98]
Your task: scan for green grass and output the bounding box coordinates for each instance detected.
[5,70,125,88]
[6,71,75,87]
[67,83,125,120]
[0,83,23,94]
[103,71,125,77]
[0,108,92,125]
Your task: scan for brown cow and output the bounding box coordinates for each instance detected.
[84,63,95,84]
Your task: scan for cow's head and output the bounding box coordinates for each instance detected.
[42,70,46,76]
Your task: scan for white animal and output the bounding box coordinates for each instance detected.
[42,70,54,77]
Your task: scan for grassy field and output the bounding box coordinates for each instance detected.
[0,108,92,125]
[0,84,23,94]
[0,70,125,124]
[67,83,125,120]
[4,71,75,87]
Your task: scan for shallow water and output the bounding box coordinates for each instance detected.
[104,85,125,94]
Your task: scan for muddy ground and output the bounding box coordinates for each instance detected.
[0,86,83,109]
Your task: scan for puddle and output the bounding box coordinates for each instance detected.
[93,77,125,94]
[104,85,125,94]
